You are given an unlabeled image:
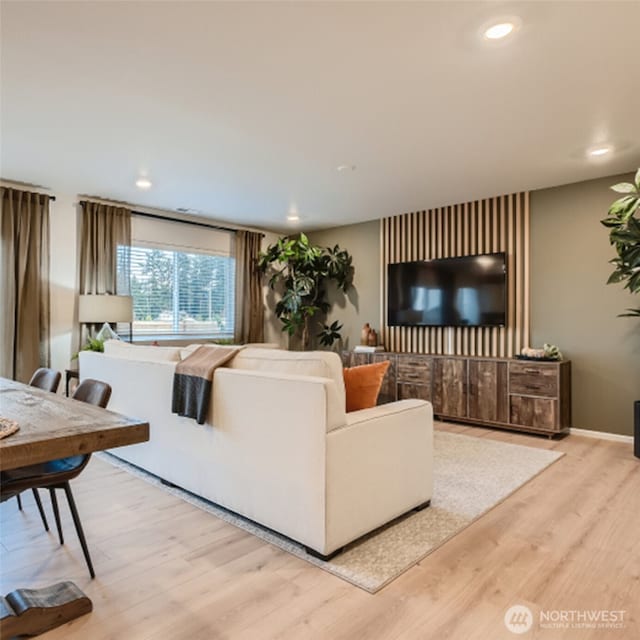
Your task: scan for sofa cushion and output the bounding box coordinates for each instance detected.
[343,361,390,412]
[103,339,181,363]
[229,348,346,409]
[179,342,278,360]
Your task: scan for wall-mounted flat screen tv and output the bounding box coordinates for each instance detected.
[387,253,507,327]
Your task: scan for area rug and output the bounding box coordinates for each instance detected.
[98,430,563,593]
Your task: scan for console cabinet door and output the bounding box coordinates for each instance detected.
[432,358,467,418]
[510,396,558,430]
[396,354,432,402]
[468,360,509,423]
[372,353,397,404]
[344,352,370,367]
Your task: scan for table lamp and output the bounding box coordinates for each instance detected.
[78,294,133,342]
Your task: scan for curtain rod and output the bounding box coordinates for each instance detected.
[133,210,265,237]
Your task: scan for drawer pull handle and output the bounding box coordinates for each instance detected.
[523,369,541,375]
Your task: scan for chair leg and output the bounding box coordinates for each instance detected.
[62,482,95,579]
[16,493,22,510]
[32,489,49,532]
[49,488,64,545]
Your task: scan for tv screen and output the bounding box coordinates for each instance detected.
[387,253,507,327]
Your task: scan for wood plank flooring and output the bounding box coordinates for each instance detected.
[1,423,638,640]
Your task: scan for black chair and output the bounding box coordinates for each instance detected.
[13,369,63,526]
[1,379,112,578]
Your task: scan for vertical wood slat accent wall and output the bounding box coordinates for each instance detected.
[381,192,530,357]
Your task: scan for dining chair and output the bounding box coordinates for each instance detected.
[0,379,112,579]
[12,368,63,527]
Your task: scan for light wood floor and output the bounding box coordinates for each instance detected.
[1,423,638,640]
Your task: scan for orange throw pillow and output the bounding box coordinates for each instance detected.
[343,361,390,412]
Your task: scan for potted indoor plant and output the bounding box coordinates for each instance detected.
[601,168,640,457]
[258,233,353,349]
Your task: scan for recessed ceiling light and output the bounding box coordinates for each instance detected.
[287,214,300,222]
[135,177,152,190]
[337,164,356,172]
[484,22,515,40]
[588,145,613,157]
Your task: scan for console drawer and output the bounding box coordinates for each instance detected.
[397,355,431,384]
[509,362,558,397]
[398,382,431,402]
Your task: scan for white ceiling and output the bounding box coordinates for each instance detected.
[1,1,638,232]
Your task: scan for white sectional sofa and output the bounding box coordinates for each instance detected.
[79,343,433,558]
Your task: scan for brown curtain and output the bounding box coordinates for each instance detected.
[78,201,131,346]
[0,187,51,382]
[234,230,265,343]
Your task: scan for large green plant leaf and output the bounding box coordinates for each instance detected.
[602,170,640,316]
[611,182,636,194]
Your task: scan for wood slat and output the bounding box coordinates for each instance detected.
[382,192,530,357]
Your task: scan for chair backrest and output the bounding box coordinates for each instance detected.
[73,378,112,408]
[29,368,62,394]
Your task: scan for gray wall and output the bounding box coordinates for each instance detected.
[310,220,381,350]
[311,172,640,435]
[530,173,639,436]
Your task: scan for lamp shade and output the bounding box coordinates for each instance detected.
[78,295,133,323]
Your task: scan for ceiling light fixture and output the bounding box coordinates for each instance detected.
[588,145,613,157]
[287,214,300,222]
[135,177,152,190]
[337,164,356,172]
[484,22,515,40]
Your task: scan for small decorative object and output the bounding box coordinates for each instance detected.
[0,417,20,439]
[517,344,563,361]
[0,581,92,638]
[361,323,371,346]
[367,329,378,347]
[95,323,121,342]
[542,343,563,360]
[354,345,385,353]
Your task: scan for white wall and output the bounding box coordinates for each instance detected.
[48,193,81,375]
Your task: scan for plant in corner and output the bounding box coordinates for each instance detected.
[600,168,640,316]
[258,233,353,349]
[601,169,640,459]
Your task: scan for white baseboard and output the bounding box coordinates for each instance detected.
[569,427,634,444]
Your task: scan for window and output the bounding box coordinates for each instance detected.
[118,245,235,338]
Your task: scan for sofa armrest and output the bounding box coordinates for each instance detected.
[340,399,429,429]
[325,399,433,553]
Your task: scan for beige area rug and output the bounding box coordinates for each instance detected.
[99,430,563,593]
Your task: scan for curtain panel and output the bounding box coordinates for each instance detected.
[78,201,131,347]
[79,201,131,295]
[234,230,265,344]
[0,187,51,382]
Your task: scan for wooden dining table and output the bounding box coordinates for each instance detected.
[0,377,149,638]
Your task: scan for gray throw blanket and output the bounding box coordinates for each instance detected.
[172,346,241,424]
